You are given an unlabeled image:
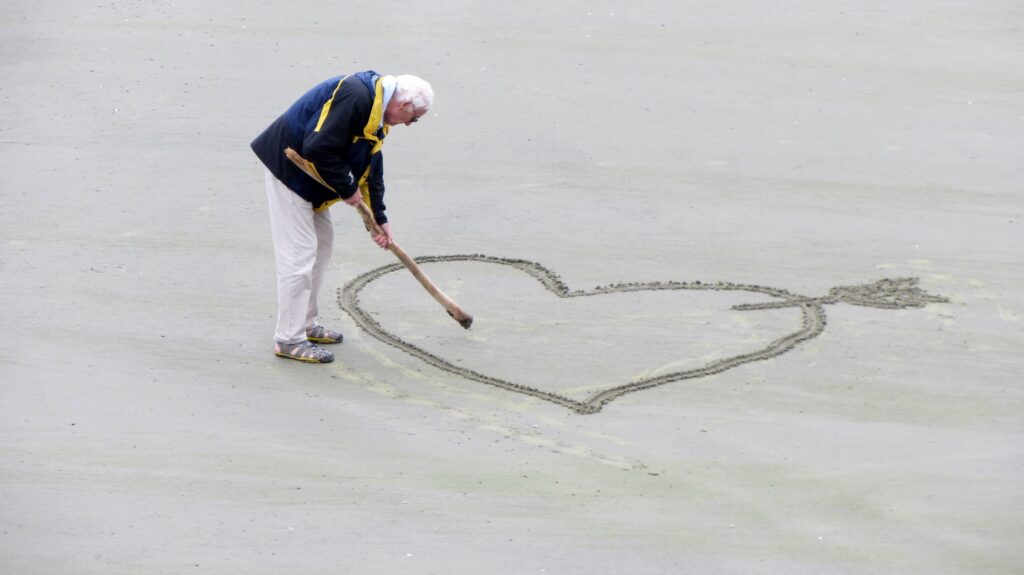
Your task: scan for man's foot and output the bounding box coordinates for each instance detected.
[306,325,344,344]
[274,340,334,363]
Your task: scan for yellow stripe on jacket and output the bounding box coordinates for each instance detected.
[357,78,388,210]
[314,76,347,133]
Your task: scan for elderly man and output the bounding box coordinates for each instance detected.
[251,72,433,363]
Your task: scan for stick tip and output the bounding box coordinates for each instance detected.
[447,309,473,329]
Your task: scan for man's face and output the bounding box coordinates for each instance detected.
[384,99,426,127]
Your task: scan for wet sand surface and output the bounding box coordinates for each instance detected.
[2,1,1022,573]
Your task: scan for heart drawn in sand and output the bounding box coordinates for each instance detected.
[338,255,947,414]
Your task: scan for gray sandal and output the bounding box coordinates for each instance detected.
[306,325,344,344]
[275,340,334,363]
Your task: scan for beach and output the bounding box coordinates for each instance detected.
[1,1,1022,573]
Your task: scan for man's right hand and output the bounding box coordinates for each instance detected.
[372,222,393,249]
[343,192,363,207]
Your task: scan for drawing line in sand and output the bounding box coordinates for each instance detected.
[338,255,948,414]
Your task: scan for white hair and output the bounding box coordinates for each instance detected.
[394,75,434,111]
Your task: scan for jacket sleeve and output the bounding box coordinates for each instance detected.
[300,83,369,199]
[366,152,387,225]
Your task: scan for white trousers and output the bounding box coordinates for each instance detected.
[265,169,334,344]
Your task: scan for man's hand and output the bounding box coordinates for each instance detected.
[343,192,363,207]
[372,222,393,249]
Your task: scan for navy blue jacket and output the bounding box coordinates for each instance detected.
[251,71,389,222]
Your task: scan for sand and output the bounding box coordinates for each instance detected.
[2,1,1022,573]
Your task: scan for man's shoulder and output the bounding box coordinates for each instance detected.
[337,74,374,105]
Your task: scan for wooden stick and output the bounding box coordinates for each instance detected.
[283,147,473,329]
